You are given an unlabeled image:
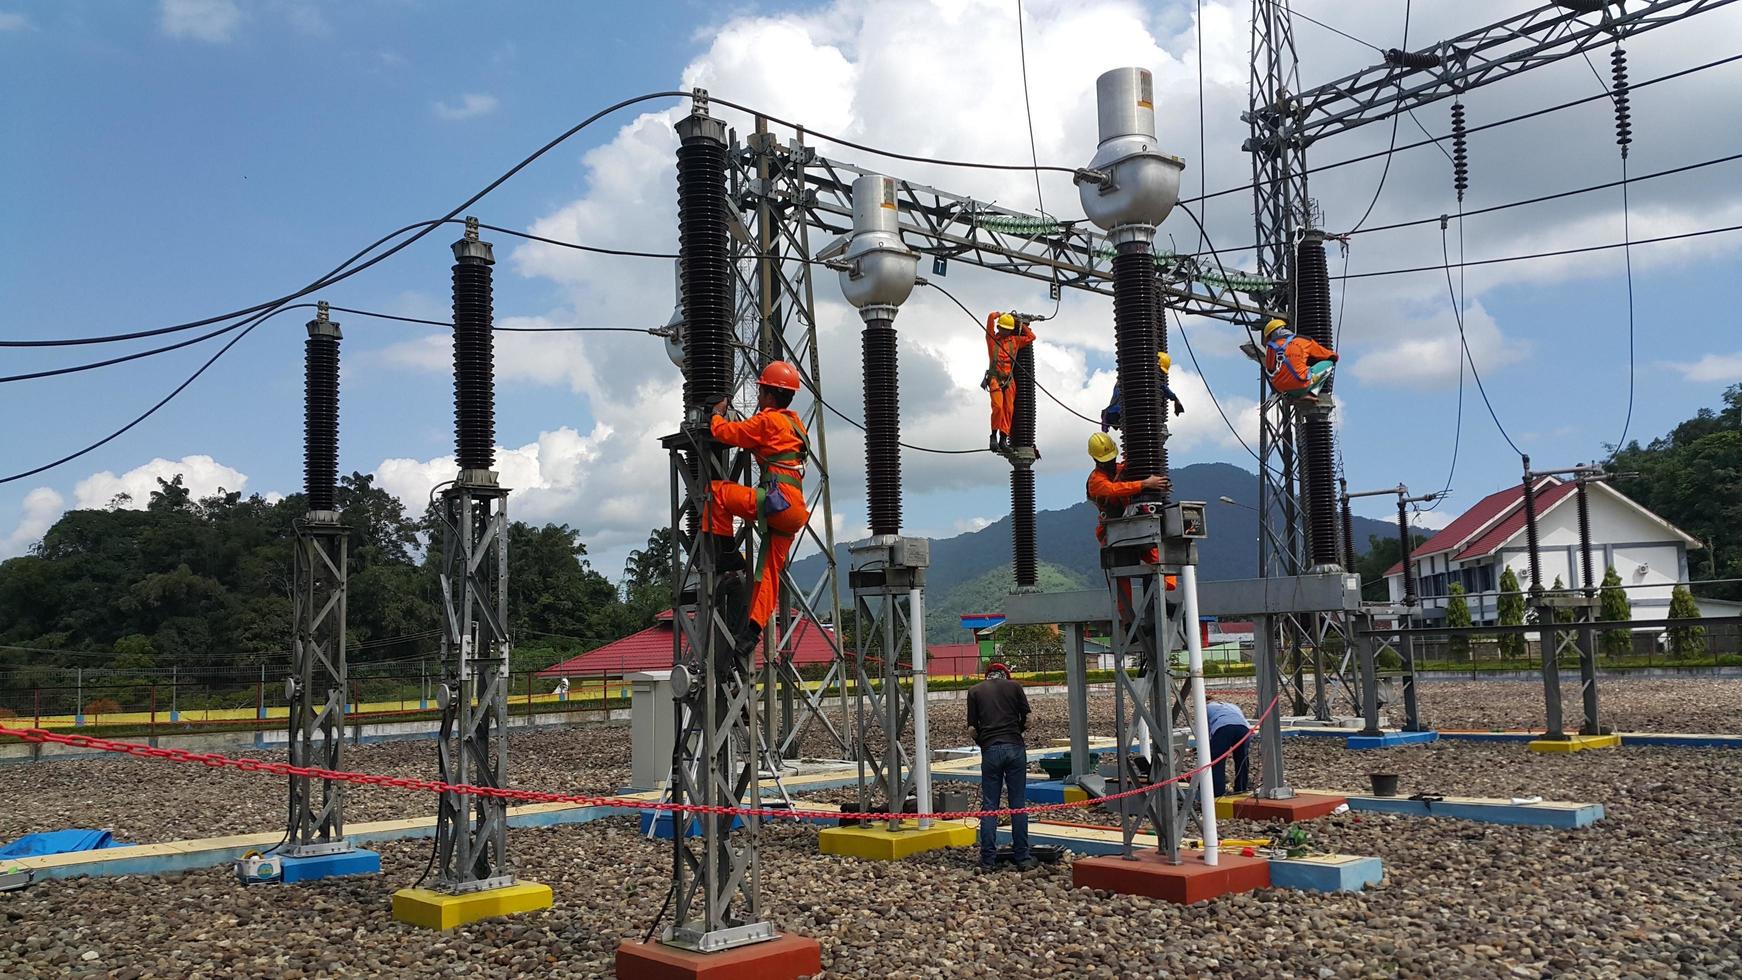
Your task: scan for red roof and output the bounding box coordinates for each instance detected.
[1454,480,1578,563]
[536,614,838,678]
[1385,477,1564,576]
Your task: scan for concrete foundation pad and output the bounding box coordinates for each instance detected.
[278,848,380,883]
[1024,779,1088,805]
[615,933,822,980]
[1347,730,1440,750]
[1073,848,1269,904]
[1345,793,1603,828]
[1528,733,1622,753]
[1230,792,1348,823]
[1267,853,1382,893]
[817,821,976,861]
[390,881,553,930]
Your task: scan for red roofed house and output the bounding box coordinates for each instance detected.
[535,610,838,679]
[1382,477,1710,625]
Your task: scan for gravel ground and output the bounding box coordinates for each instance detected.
[4,679,1741,978]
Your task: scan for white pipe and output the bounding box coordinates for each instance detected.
[1180,564,1218,865]
[909,586,932,830]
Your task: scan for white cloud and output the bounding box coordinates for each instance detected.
[953,516,992,534]
[433,93,499,121]
[73,455,250,510]
[0,12,31,31]
[1665,351,1742,383]
[1346,302,1528,389]
[374,424,613,529]
[281,2,328,36]
[1410,507,1456,531]
[160,0,240,42]
[1,488,65,559]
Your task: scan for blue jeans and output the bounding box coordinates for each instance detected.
[1209,724,1251,797]
[979,741,1029,866]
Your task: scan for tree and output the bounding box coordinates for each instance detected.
[1599,565,1633,658]
[1446,583,1472,660]
[1355,532,1430,602]
[1665,585,1706,657]
[1496,567,1526,658]
[995,623,1061,671]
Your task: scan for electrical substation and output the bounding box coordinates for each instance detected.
[5,2,1742,978]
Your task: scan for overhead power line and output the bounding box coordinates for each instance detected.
[1335,220,1742,280]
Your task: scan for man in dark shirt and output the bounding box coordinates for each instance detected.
[966,662,1036,871]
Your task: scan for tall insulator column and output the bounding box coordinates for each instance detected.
[1010,343,1037,588]
[304,303,341,512]
[675,105,733,416]
[1152,270,1172,498]
[1294,231,1341,569]
[452,218,496,472]
[837,174,919,538]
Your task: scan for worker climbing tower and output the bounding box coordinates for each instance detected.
[392,217,551,929]
[621,91,823,980]
[274,303,379,884]
[1067,68,1230,891]
[819,173,968,859]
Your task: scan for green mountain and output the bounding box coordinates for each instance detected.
[924,561,1086,642]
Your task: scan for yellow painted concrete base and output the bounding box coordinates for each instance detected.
[391,881,553,929]
[1214,794,1251,821]
[1528,733,1622,754]
[817,821,977,861]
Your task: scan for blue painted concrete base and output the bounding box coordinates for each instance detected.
[639,810,744,839]
[1024,779,1075,804]
[278,848,381,883]
[1347,730,1440,750]
[1349,796,1604,828]
[1268,854,1383,892]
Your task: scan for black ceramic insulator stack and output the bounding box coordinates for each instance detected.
[1611,46,1632,159]
[1385,48,1441,70]
[1295,236,1340,568]
[1397,498,1417,604]
[1576,480,1596,596]
[862,319,901,537]
[1451,102,1469,203]
[303,330,339,513]
[1011,342,1037,588]
[1521,458,1543,591]
[452,255,495,472]
[676,130,733,413]
[1152,270,1171,500]
[1340,485,1356,572]
[1113,245,1162,490]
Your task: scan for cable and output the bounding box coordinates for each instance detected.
[1346,1,1412,236]
[1439,220,1522,457]
[1290,8,1383,53]
[1194,0,1207,252]
[1341,221,1742,280]
[1014,0,1047,218]
[1172,311,1262,465]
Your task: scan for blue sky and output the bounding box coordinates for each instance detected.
[4,0,1740,574]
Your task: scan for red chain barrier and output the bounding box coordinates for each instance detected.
[0,694,1279,824]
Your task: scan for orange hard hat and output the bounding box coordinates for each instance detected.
[758,361,802,391]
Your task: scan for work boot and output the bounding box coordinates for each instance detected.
[997,433,1011,455]
[709,533,747,574]
[1014,857,1040,873]
[731,620,764,661]
[989,432,1000,453]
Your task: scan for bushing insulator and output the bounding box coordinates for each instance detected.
[1295,235,1340,568]
[451,257,495,472]
[1012,343,1036,450]
[862,318,901,537]
[1011,466,1037,588]
[1112,243,1162,489]
[676,129,734,414]
[303,329,340,513]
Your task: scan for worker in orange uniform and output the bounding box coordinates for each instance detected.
[982,312,1036,455]
[1086,432,1174,621]
[1262,318,1338,400]
[706,361,811,658]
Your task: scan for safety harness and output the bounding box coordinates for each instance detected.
[983,332,1021,389]
[1266,333,1308,383]
[753,410,808,576]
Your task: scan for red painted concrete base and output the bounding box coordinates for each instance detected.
[1233,792,1348,822]
[616,933,822,980]
[1073,849,1270,904]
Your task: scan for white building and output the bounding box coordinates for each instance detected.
[1383,477,1736,624]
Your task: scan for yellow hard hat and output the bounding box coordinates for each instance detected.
[996,312,1016,329]
[1157,351,1173,372]
[1088,431,1119,463]
[1263,318,1289,338]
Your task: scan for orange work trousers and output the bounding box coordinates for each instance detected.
[704,480,809,628]
[988,382,1016,435]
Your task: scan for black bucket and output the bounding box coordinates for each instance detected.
[1369,773,1400,798]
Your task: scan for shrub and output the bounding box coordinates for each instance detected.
[1376,647,1404,671]
[84,698,123,716]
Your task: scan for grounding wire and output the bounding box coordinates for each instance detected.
[1581,44,1638,459]
[1346,1,1412,236]
[1194,0,1207,252]
[1014,0,1048,218]
[1290,7,1384,53]
[1439,218,1522,457]
[923,278,1100,426]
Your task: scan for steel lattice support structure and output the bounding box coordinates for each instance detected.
[430,220,518,894]
[285,305,353,857]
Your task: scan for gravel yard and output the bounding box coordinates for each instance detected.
[3,678,1740,978]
